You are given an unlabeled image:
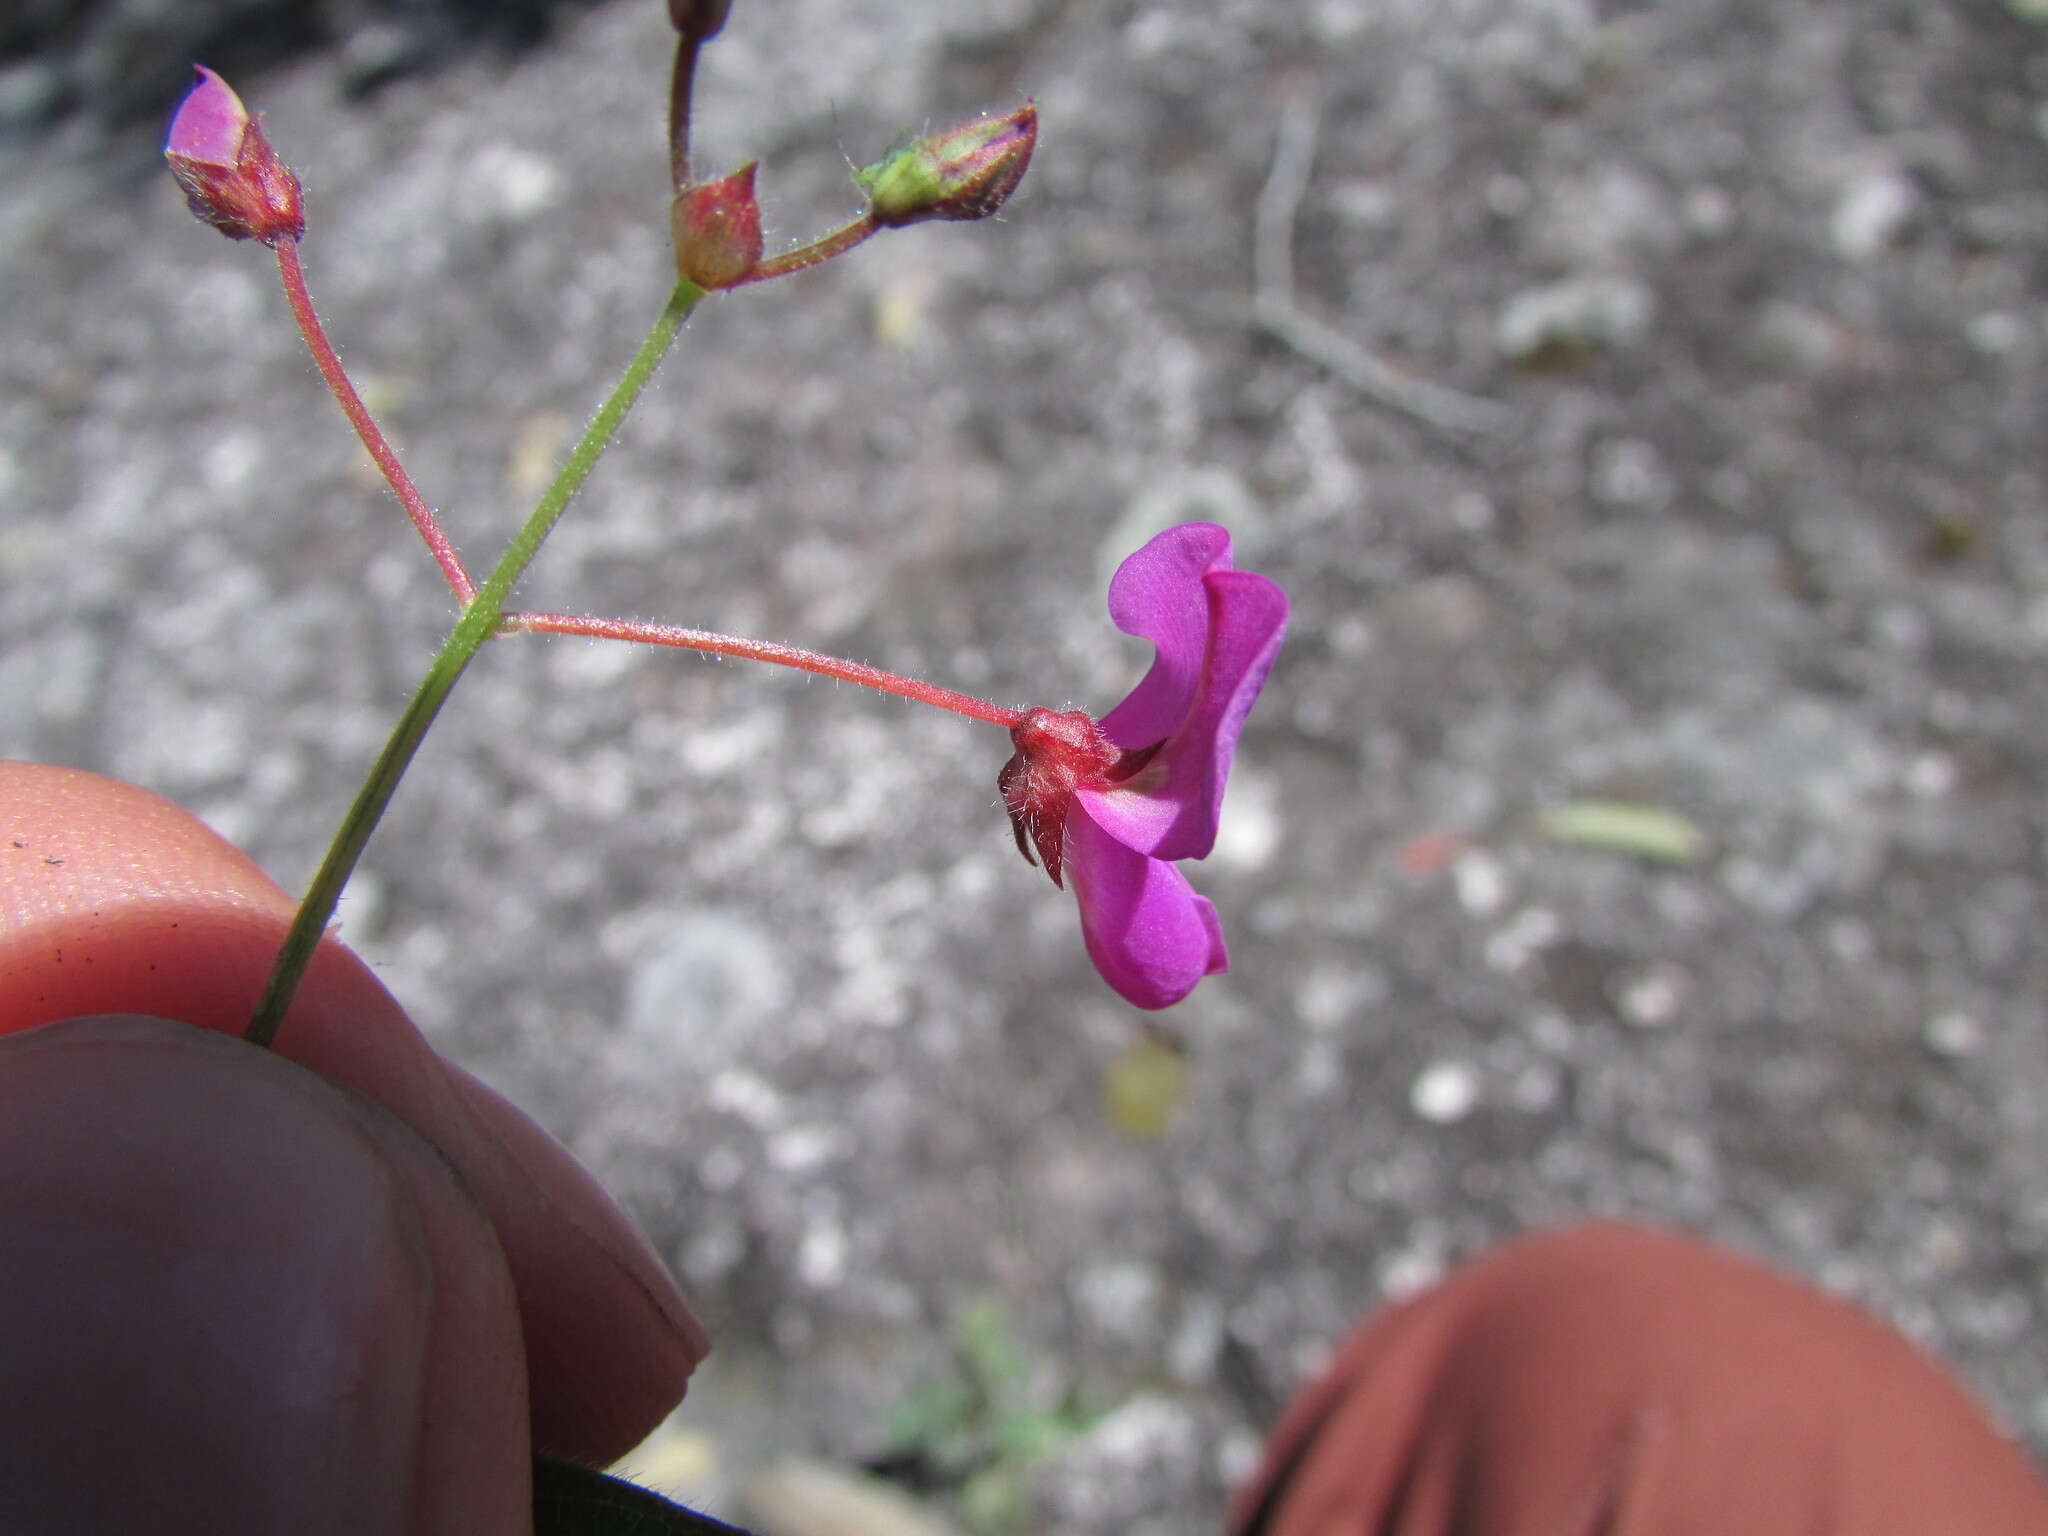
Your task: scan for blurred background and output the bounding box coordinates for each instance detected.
[4,1,2047,1530]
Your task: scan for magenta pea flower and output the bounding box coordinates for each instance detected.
[1000,523,1287,1009]
[164,65,304,246]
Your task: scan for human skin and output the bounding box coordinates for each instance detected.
[1230,1221,2048,1536]
[0,760,707,1534]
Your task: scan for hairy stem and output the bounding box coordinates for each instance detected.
[502,610,1025,729]
[274,240,476,601]
[736,213,880,286]
[247,277,707,1046]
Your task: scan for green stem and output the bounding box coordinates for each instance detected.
[246,276,707,1047]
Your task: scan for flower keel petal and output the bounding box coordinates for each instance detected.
[1067,804,1228,1009]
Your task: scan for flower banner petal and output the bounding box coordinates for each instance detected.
[1099,522,1235,751]
[166,66,247,167]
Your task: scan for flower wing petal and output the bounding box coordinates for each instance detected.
[1067,802,1228,1009]
[1090,551,1287,861]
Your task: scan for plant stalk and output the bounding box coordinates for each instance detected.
[246,277,707,1045]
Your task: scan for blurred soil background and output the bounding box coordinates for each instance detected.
[4,0,2047,1530]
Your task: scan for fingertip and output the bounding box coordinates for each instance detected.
[0,1016,532,1536]
[0,762,708,1463]
[445,1064,708,1463]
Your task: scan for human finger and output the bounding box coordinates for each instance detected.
[1232,1222,2048,1535]
[0,761,707,1463]
[0,1015,528,1535]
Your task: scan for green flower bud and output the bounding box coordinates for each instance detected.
[855,103,1036,229]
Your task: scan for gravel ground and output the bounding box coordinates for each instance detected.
[4,1,2047,1530]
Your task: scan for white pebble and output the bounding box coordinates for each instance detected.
[1831,169,1916,261]
[1924,1012,1984,1058]
[1906,752,1958,799]
[1485,907,1562,971]
[1453,850,1510,916]
[1615,961,1688,1028]
[1411,1060,1480,1124]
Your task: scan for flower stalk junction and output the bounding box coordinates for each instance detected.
[162,6,1281,1040]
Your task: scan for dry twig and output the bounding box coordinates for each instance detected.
[1252,97,1512,437]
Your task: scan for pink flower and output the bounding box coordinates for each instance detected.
[164,66,304,245]
[1001,523,1287,1008]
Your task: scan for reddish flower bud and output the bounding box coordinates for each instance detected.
[855,102,1036,229]
[164,66,304,245]
[670,162,763,290]
[667,0,733,40]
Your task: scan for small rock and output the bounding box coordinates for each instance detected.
[1452,850,1510,916]
[1831,169,1917,261]
[622,911,791,1056]
[1485,906,1562,971]
[743,1460,961,1536]
[1682,184,1735,238]
[1212,770,1283,869]
[1510,1061,1561,1112]
[1754,300,1864,377]
[1292,963,1388,1030]
[1924,1011,1984,1058]
[1486,172,1533,219]
[1965,312,2027,355]
[458,143,565,224]
[1589,437,1675,513]
[795,1210,848,1290]
[339,21,433,94]
[1375,1228,1448,1298]
[1038,1395,1208,1534]
[1496,276,1654,362]
[1074,1259,1165,1342]
[1411,1060,1481,1124]
[1386,574,1491,647]
[1612,960,1689,1029]
[0,60,70,131]
[1905,752,1958,799]
[766,1123,846,1173]
[1168,1295,1226,1384]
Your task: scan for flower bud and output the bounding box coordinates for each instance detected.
[667,0,733,41]
[855,102,1036,229]
[670,162,763,290]
[164,66,304,245]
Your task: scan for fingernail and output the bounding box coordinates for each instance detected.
[0,1019,433,1533]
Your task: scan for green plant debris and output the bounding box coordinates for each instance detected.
[1102,1031,1191,1142]
[879,1301,1104,1534]
[1535,799,1706,865]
